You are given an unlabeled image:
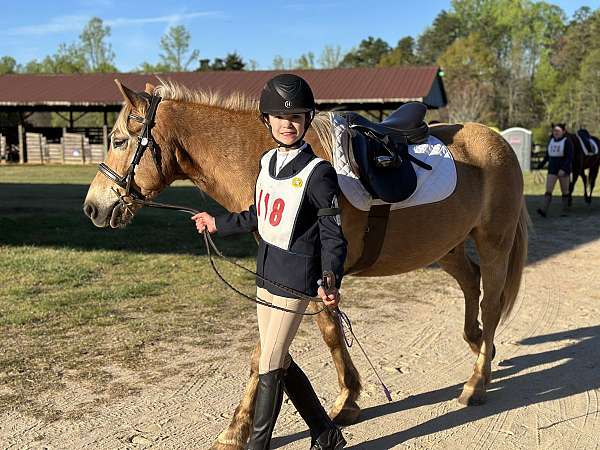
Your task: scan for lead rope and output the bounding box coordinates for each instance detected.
[113,192,392,401]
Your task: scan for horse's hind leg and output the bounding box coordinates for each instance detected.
[581,171,590,203]
[313,303,362,425]
[589,163,599,202]
[458,228,513,406]
[211,343,259,450]
[437,243,483,355]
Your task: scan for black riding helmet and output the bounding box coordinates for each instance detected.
[259,73,316,147]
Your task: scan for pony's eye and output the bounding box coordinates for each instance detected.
[111,137,128,149]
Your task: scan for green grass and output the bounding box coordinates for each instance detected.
[0,165,258,419]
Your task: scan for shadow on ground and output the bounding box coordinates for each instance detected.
[2,183,599,264]
[0,183,256,257]
[273,325,600,449]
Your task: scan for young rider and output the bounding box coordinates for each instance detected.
[537,123,574,217]
[191,74,347,450]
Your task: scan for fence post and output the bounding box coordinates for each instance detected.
[18,124,24,164]
[61,127,66,164]
[38,133,44,164]
[80,134,86,164]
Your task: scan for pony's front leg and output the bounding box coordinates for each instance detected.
[312,302,362,425]
[211,343,260,450]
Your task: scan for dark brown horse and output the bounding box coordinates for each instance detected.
[568,130,600,204]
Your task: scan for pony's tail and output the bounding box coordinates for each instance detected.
[501,199,530,322]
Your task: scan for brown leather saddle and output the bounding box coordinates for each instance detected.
[341,102,432,203]
[341,102,434,274]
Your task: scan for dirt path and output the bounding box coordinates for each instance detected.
[2,206,600,449]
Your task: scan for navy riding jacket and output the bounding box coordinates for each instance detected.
[539,136,574,174]
[214,144,348,298]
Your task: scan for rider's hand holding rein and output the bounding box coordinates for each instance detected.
[191,212,217,234]
[318,286,341,308]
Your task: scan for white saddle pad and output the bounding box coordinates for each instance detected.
[576,134,599,156]
[331,113,457,212]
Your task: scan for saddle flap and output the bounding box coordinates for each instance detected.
[350,132,417,203]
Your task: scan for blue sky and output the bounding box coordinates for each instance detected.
[1,0,599,71]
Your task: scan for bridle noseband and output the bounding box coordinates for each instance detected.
[98,92,163,204]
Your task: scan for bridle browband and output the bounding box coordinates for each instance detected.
[98,92,164,204]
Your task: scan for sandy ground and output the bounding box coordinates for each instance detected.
[2,203,600,449]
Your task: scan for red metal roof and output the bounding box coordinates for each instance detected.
[0,66,444,107]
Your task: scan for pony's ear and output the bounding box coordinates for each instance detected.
[145,82,155,94]
[114,79,145,111]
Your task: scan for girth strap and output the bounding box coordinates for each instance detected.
[346,204,391,274]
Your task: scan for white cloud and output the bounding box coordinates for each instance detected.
[2,11,224,37]
[4,15,91,36]
[105,11,224,28]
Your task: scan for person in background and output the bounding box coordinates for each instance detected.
[537,123,574,217]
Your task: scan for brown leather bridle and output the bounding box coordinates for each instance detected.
[98,92,164,204]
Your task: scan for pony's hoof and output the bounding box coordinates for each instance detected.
[458,373,487,406]
[330,400,361,426]
[458,385,487,406]
[210,430,247,450]
[536,208,547,218]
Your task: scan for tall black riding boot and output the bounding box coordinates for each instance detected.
[283,360,346,450]
[561,194,570,217]
[537,192,552,217]
[246,369,285,450]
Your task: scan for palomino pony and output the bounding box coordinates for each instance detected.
[568,130,600,205]
[83,80,528,450]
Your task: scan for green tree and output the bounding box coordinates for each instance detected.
[24,43,87,74]
[295,52,315,69]
[196,52,245,71]
[79,17,116,72]
[136,61,171,73]
[577,48,600,133]
[158,25,200,71]
[416,10,463,64]
[379,36,417,66]
[438,32,497,123]
[318,45,343,68]
[0,56,19,74]
[339,36,390,68]
[222,52,245,70]
[272,55,285,70]
[272,55,293,70]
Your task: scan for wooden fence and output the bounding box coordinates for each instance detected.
[22,131,106,164]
